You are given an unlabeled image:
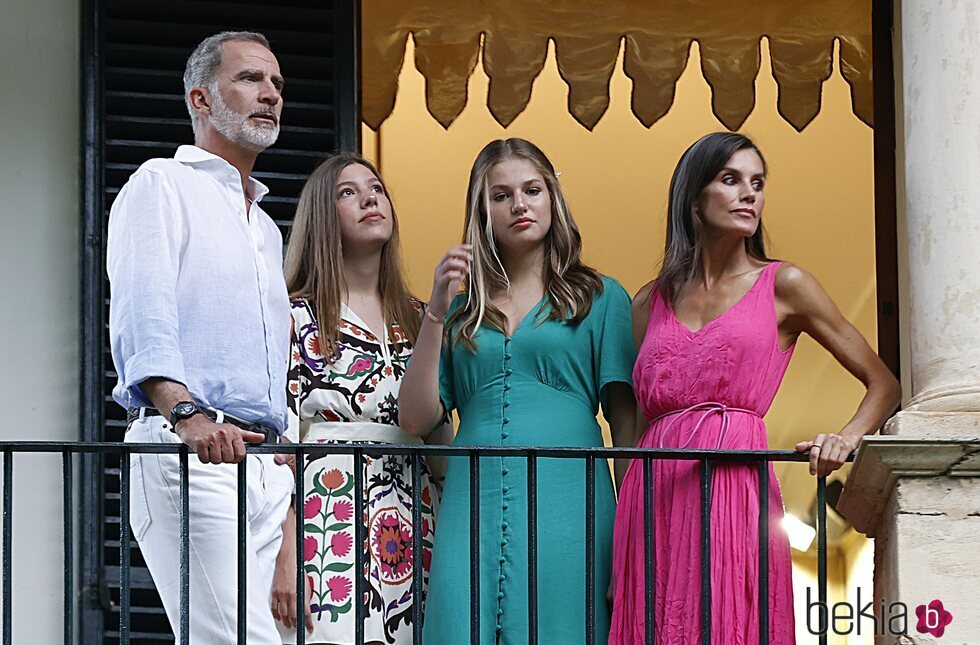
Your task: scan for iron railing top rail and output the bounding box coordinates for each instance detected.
[0,441,854,463]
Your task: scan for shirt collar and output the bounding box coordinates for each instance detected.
[174,145,270,202]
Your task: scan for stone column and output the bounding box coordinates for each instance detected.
[838,1,980,643]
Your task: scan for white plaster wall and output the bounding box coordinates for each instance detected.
[0,0,80,641]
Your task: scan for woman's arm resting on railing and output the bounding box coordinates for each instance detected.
[270,505,313,633]
[775,264,902,477]
[399,245,471,437]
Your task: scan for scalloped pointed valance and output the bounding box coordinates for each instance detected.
[361,0,872,132]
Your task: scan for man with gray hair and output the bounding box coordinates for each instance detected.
[108,31,295,643]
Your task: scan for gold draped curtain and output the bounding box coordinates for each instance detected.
[361,0,872,132]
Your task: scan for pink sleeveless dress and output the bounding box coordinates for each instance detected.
[609,261,796,644]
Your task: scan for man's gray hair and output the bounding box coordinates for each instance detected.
[183,31,271,130]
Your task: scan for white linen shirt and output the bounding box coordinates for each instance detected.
[108,145,291,433]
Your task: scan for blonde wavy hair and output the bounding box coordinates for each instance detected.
[449,138,603,350]
[284,153,420,360]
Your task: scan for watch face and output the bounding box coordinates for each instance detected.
[175,402,197,417]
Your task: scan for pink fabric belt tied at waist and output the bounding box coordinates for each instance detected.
[651,402,762,450]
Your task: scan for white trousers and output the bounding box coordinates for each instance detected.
[126,416,293,644]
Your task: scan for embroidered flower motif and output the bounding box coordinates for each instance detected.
[303,536,318,562]
[370,510,414,583]
[358,394,366,403]
[303,495,322,519]
[422,487,431,506]
[330,531,353,558]
[307,334,321,357]
[321,469,344,490]
[383,366,393,376]
[332,499,352,522]
[915,599,953,637]
[289,381,300,395]
[377,525,405,565]
[347,357,372,377]
[326,575,352,602]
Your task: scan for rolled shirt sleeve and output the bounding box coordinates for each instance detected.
[107,165,187,408]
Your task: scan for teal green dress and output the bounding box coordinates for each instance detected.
[423,276,635,644]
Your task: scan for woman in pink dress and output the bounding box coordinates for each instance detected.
[609,133,901,644]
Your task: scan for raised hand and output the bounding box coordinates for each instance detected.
[427,244,472,318]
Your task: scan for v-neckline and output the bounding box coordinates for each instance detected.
[669,263,772,336]
[501,294,549,338]
[341,303,386,344]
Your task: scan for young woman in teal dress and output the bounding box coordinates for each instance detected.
[399,138,637,643]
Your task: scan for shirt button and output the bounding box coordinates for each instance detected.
[504,353,512,360]
[504,384,511,391]
[503,401,510,408]
[502,485,509,493]
[502,468,509,476]
[505,369,513,376]
[503,418,510,425]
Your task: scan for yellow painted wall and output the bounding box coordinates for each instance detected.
[368,35,876,518]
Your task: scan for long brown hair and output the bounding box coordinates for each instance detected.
[284,153,420,360]
[450,138,603,350]
[657,132,770,306]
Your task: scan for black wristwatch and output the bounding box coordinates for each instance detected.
[170,401,204,429]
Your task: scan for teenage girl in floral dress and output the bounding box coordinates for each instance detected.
[271,153,450,644]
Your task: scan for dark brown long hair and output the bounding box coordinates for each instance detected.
[450,138,603,350]
[656,132,770,305]
[284,153,420,360]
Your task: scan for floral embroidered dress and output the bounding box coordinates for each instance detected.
[280,297,446,645]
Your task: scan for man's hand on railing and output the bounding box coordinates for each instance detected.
[795,432,859,477]
[175,414,265,464]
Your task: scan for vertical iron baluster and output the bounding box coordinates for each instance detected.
[295,446,306,645]
[469,452,480,645]
[585,455,595,645]
[3,450,12,645]
[817,476,828,645]
[411,451,423,645]
[119,449,131,644]
[527,453,537,645]
[63,451,73,645]
[179,445,190,645]
[758,460,769,645]
[237,458,247,644]
[643,455,654,645]
[354,448,364,645]
[700,459,711,645]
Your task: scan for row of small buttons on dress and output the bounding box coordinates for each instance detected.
[496,336,514,631]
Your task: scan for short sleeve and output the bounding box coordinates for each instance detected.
[285,306,312,443]
[591,277,636,414]
[437,330,456,419]
[436,294,467,422]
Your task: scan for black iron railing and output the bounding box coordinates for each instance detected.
[0,442,845,645]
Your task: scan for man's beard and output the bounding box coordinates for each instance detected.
[209,88,280,151]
